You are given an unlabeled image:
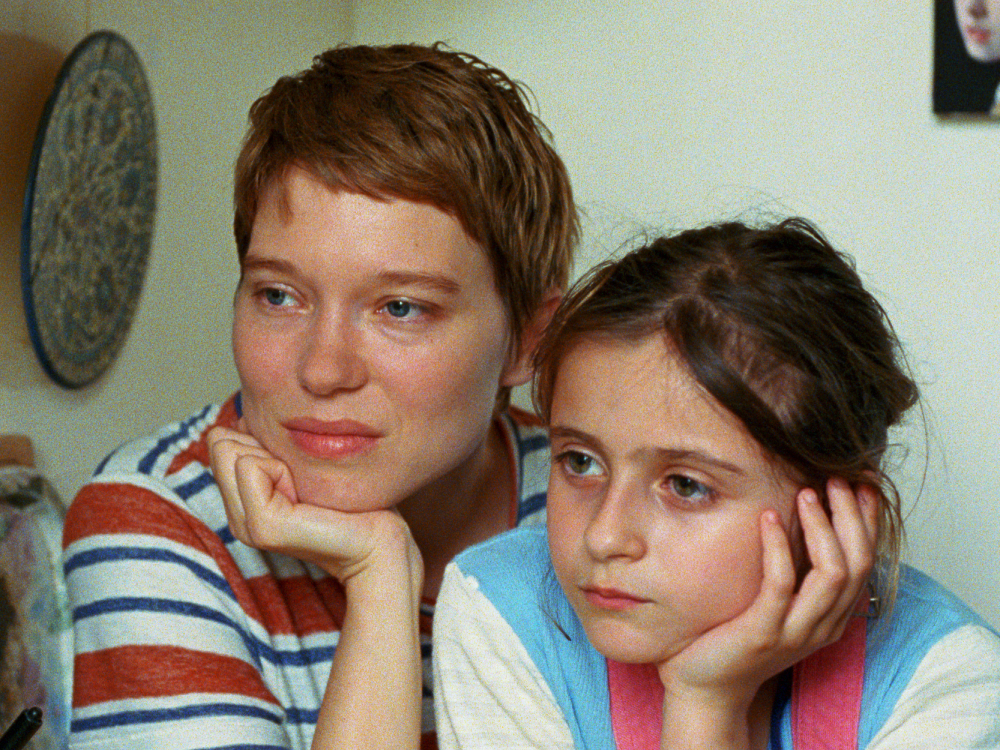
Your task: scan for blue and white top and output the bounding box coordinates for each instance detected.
[434,526,1000,749]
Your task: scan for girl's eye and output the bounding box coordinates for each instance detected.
[558,450,604,478]
[667,475,712,505]
[262,287,294,307]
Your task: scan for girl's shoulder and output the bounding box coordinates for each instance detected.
[449,526,551,610]
[445,526,616,750]
[857,565,1000,747]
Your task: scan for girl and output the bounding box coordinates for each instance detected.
[433,218,1000,749]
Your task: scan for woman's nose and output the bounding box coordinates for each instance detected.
[298,315,367,395]
[583,484,645,562]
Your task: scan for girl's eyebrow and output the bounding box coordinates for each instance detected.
[650,448,746,476]
[549,426,745,476]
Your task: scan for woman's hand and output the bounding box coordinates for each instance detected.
[207,424,424,750]
[657,479,878,750]
[206,424,422,593]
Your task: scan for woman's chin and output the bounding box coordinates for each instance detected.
[289,470,399,513]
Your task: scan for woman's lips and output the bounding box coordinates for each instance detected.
[582,586,650,611]
[283,418,382,459]
[966,26,992,46]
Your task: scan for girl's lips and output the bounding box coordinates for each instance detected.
[283,418,382,459]
[582,586,650,612]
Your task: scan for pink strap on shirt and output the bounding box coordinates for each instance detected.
[790,615,867,750]
[607,616,867,749]
[606,660,662,749]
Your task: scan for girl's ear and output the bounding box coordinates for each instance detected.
[501,288,562,388]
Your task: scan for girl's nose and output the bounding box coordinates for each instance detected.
[583,484,645,562]
[298,314,367,395]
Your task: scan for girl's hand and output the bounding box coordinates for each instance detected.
[657,479,878,749]
[207,425,422,591]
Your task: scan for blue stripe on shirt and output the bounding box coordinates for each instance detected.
[73,597,336,668]
[137,405,213,475]
[64,547,233,598]
[70,701,284,732]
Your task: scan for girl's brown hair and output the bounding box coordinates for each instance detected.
[534,218,918,607]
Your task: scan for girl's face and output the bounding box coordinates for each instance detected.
[956,0,1000,62]
[546,334,801,665]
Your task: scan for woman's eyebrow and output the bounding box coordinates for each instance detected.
[240,257,296,275]
[374,270,461,296]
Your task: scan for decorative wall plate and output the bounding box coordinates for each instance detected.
[20,31,157,389]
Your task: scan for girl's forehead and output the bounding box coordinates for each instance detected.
[549,333,797,482]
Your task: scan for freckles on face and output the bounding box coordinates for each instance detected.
[231,167,515,512]
[545,335,800,664]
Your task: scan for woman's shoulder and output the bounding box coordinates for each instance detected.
[91,396,239,482]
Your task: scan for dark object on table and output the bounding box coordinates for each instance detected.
[0,707,42,750]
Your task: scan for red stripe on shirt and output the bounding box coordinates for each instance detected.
[243,574,346,636]
[74,645,279,706]
[167,396,240,475]
[64,485,269,626]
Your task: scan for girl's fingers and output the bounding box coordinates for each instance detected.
[784,487,849,639]
[755,510,798,622]
[857,483,880,548]
[788,480,876,643]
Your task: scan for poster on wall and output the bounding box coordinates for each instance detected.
[934,0,1000,115]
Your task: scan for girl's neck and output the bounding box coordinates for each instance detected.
[397,418,514,599]
[748,677,779,750]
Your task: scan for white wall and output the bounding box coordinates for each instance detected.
[353,1,1000,627]
[2,0,352,502]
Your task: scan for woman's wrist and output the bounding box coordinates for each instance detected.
[338,519,424,609]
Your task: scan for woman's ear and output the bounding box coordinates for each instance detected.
[501,288,563,388]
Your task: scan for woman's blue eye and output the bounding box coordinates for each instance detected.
[263,288,291,306]
[386,300,415,318]
[668,475,711,503]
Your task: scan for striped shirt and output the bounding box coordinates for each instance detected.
[63,395,550,750]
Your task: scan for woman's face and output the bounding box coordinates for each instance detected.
[233,167,526,512]
[956,0,1000,62]
[546,334,801,665]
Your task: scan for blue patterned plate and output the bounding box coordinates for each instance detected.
[20,31,157,389]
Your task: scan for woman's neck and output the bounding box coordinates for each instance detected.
[397,418,514,599]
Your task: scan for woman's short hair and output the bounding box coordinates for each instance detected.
[234,43,578,366]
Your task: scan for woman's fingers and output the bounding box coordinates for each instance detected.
[233,453,297,548]
[207,426,292,546]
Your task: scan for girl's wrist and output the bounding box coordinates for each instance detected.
[659,693,752,750]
